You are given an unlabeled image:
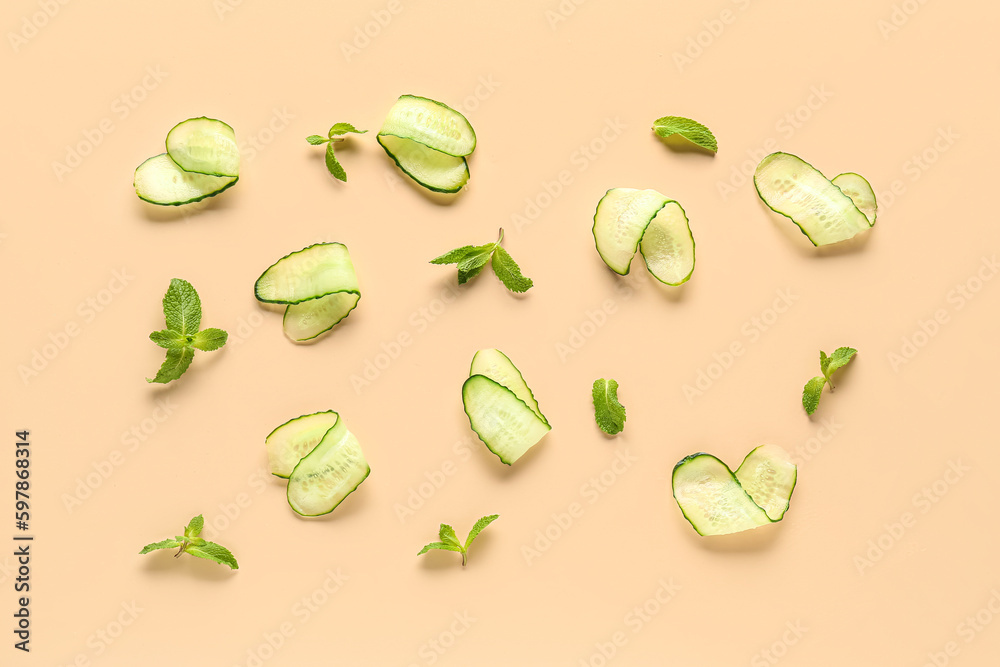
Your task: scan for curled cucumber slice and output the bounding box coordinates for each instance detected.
[463,349,551,465]
[166,117,240,178]
[133,153,237,206]
[672,445,796,536]
[831,172,877,226]
[284,412,370,517]
[266,411,340,479]
[592,188,696,286]
[754,152,873,246]
[254,243,361,342]
[378,95,476,193]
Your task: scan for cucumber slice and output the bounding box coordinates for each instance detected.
[462,375,551,466]
[831,172,877,226]
[470,348,549,426]
[165,117,240,178]
[287,414,370,517]
[133,153,238,206]
[379,94,476,157]
[592,188,696,285]
[377,135,469,194]
[266,411,340,478]
[638,201,696,286]
[672,454,772,536]
[754,152,871,246]
[255,243,360,305]
[734,445,797,521]
[283,292,361,342]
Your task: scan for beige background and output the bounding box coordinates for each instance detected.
[3,0,999,664]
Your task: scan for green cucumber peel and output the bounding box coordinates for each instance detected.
[147,279,227,384]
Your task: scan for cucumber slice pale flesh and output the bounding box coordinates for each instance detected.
[133,153,238,206]
[255,243,360,305]
[592,188,696,285]
[734,444,797,521]
[377,135,469,194]
[379,94,476,157]
[266,411,340,479]
[469,348,549,426]
[831,172,877,226]
[754,152,871,246]
[165,116,240,178]
[672,453,772,536]
[282,292,361,342]
[287,414,370,517]
[462,375,551,466]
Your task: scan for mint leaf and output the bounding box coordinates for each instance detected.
[187,541,239,570]
[592,378,626,435]
[819,350,830,376]
[306,135,328,145]
[457,246,494,284]
[802,376,827,415]
[491,246,533,293]
[139,539,180,554]
[826,347,857,377]
[191,328,228,352]
[652,115,718,152]
[438,524,461,549]
[417,542,464,556]
[326,144,347,182]
[147,346,194,384]
[162,278,202,335]
[329,122,366,136]
[184,515,204,539]
[149,329,186,349]
[464,514,499,552]
[430,245,478,265]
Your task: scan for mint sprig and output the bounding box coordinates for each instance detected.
[147,279,227,384]
[418,514,499,566]
[430,229,533,293]
[139,514,239,569]
[306,122,367,182]
[652,115,718,152]
[592,378,626,435]
[802,347,857,415]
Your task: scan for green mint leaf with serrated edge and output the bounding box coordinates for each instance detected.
[819,350,830,376]
[430,245,478,265]
[149,329,186,349]
[163,278,202,335]
[139,539,180,554]
[147,346,194,384]
[325,144,347,182]
[802,376,827,415]
[418,514,499,566]
[652,115,718,152]
[456,246,494,284]
[191,328,228,352]
[140,515,238,569]
[328,122,366,137]
[186,542,239,570]
[148,279,227,383]
[491,246,533,293]
[592,378,626,435]
[184,515,204,538]
[826,347,857,380]
[464,514,499,552]
[306,135,329,145]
